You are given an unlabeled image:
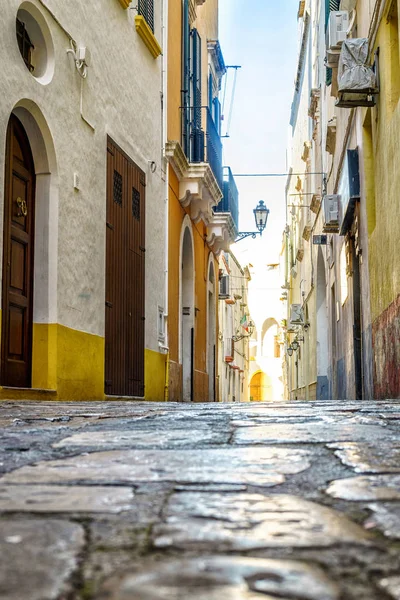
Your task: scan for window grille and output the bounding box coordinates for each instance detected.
[132,187,140,220]
[113,171,123,206]
[16,18,34,72]
[138,0,154,33]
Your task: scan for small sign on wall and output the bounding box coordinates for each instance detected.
[313,234,327,245]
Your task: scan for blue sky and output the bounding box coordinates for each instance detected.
[219,0,299,262]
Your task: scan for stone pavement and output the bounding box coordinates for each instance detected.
[1,401,400,599]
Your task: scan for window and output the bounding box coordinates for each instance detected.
[16,18,34,72]
[340,244,348,305]
[138,0,154,33]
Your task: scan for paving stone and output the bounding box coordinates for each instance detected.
[234,422,392,445]
[327,442,400,473]
[378,576,400,599]
[0,518,84,600]
[2,447,311,487]
[326,475,400,501]
[99,556,340,600]
[365,503,400,539]
[0,484,135,513]
[53,427,229,448]
[154,492,372,550]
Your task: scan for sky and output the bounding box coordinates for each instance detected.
[218,0,299,264]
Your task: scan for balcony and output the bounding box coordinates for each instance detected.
[214,167,239,232]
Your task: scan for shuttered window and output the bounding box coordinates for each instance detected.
[138,0,154,32]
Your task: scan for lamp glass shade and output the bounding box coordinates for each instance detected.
[292,340,299,351]
[254,200,269,234]
[287,346,293,356]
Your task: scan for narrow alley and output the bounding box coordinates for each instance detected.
[2,399,400,599]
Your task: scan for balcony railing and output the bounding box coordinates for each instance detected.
[213,167,239,232]
[181,106,223,191]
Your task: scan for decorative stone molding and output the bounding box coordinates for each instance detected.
[208,40,226,91]
[308,88,320,119]
[166,141,222,226]
[301,141,311,162]
[302,225,312,241]
[206,212,236,256]
[135,16,162,58]
[326,117,337,155]
[296,248,304,262]
[310,194,321,214]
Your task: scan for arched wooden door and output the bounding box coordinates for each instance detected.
[1,115,35,387]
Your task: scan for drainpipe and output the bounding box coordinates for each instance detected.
[161,0,169,400]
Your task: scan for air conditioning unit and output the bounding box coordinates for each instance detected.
[328,11,349,50]
[219,274,229,298]
[290,304,304,325]
[322,195,340,233]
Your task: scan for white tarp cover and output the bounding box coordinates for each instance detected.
[338,38,376,91]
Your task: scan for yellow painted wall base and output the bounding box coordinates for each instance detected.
[56,324,105,400]
[0,323,105,401]
[145,348,167,401]
[0,323,167,402]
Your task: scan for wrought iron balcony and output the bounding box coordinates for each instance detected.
[214,167,239,232]
[181,106,223,191]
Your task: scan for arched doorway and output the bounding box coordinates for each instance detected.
[1,103,58,390]
[316,247,329,399]
[261,318,280,358]
[207,258,216,401]
[250,370,271,401]
[2,115,35,386]
[181,224,194,402]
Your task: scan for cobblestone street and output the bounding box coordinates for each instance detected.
[2,400,400,599]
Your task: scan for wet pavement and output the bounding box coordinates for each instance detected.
[1,400,400,599]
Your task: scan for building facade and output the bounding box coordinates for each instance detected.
[166,0,238,401]
[0,0,167,400]
[285,0,400,400]
[218,251,251,403]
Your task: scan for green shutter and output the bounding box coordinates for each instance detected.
[182,0,190,157]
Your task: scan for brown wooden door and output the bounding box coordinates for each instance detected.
[1,115,35,387]
[105,138,145,396]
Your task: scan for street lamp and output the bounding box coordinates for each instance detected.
[232,320,255,342]
[235,200,270,242]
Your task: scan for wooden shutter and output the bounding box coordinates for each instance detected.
[105,138,145,397]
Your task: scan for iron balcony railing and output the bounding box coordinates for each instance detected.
[181,106,223,191]
[214,167,239,232]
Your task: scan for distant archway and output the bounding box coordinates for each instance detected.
[261,317,280,358]
[250,370,271,401]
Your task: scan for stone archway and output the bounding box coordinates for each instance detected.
[180,221,195,402]
[207,257,216,401]
[316,247,329,399]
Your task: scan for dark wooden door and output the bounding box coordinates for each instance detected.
[105,138,145,396]
[1,115,35,387]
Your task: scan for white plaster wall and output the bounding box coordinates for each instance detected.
[0,0,165,352]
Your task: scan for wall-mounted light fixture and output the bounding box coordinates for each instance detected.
[232,320,254,342]
[235,201,269,242]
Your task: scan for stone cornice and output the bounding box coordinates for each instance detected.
[206,212,237,256]
[166,141,223,226]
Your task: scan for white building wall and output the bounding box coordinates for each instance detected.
[0,0,164,352]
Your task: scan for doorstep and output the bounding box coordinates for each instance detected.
[0,387,57,401]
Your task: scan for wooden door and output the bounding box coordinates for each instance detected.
[1,115,35,387]
[105,138,145,396]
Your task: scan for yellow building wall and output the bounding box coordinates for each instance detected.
[366,3,400,398]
